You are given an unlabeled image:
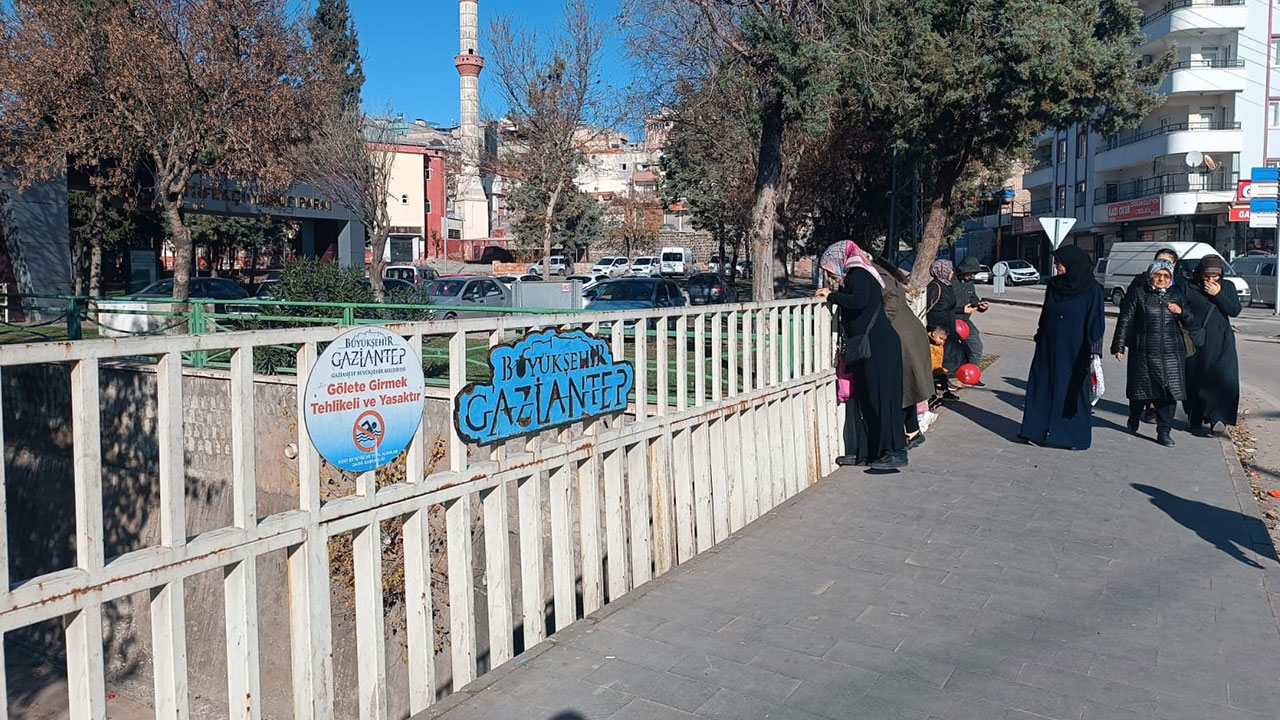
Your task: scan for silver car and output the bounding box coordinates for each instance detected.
[423,277,511,319]
[1231,255,1276,307]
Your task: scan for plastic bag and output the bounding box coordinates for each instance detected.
[1089,355,1105,406]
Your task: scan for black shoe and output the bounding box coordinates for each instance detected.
[1190,424,1211,438]
[1157,430,1175,447]
[941,390,961,401]
[907,433,926,450]
[836,455,861,467]
[870,451,908,470]
[972,381,987,388]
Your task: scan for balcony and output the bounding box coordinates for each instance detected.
[1158,59,1246,96]
[1140,1,1246,45]
[1094,121,1242,173]
[1029,198,1053,216]
[1093,171,1237,205]
[1023,162,1054,190]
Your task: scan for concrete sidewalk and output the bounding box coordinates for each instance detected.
[426,333,1280,720]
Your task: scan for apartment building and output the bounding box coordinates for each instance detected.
[988,0,1275,269]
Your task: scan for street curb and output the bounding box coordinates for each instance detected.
[986,295,1121,317]
[1216,432,1280,630]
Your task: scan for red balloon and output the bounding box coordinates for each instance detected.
[954,318,971,341]
[956,363,982,386]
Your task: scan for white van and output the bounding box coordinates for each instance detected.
[659,247,695,276]
[1098,241,1249,306]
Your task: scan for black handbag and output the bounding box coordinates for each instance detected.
[842,309,878,363]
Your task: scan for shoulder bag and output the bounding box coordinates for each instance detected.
[842,308,879,363]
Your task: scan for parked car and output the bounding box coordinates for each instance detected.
[518,274,544,283]
[384,264,439,286]
[736,260,753,279]
[585,278,686,314]
[686,273,740,306]
[974,264,992,284]
[423,277,512,319]
[98,277,249,336]
[1099,241,1249,306]
[659,247,695,276]
[494,275,522,286]
[992,259,1041,286]
[527,255,570,276]
[1229,254,1275,307]
[629,256,659,276]
[591,256,632,277]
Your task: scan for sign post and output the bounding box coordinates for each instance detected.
[1249,167,1280,313]
[1039,217,1077,276]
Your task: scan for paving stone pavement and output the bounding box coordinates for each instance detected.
[425,330,1280,720]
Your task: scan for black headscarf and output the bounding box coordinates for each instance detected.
[1048,246,1097,299]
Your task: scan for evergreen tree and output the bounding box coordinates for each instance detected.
[309,0,364,110]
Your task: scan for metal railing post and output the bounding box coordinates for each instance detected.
[66,297,82,341]
[189,301,207,369]
[342,305,356,326]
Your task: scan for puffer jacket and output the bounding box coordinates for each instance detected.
[1110,282,1194,401]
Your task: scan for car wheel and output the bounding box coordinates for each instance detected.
[1110,288,1125,306]
[443,311,458,321]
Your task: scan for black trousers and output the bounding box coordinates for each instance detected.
[904,407,920,434]
[1130,392,1176,432]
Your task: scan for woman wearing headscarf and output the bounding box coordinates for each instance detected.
[1019,246,1106,450]
[1183,256,1241,435]
[925,259,966,393]
[816,241,908,470]
[873,256,934,448]
[1110,259,1195,447]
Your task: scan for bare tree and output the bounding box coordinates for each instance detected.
[608,185,662,258]
[489,0,614,280]
[294,108,399,300]
[0,0,328,302]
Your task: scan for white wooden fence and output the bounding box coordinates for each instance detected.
[0,297,839,720]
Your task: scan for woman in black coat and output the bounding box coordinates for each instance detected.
[818,241,907,470]
[925,260,969,387]
[1183,255,1241,435]
[1110,259,1196,447]
[1019,246,1106,450]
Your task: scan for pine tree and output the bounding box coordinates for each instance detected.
[309,0,364,110]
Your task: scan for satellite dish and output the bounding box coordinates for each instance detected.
[1185,150,1204,168]
[1204,154,1218,171]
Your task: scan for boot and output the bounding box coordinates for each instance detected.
[1156,429,1175,447]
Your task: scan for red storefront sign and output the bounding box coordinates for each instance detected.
[1229,204,1251,223]
[1106,197,1161,223]
[1237,180,1252,203]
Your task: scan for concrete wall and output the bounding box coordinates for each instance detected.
[0,170,74,304]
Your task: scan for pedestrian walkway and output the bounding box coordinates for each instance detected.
[424,333,1280,720]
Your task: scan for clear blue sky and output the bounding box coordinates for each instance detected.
[352,0,630,128]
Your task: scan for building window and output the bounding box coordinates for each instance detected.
[400,194,409,205]
[425,199,432,214]
[1074,181,1087,208]
[1272,38,1280,66]
[1057,139,1068,163]
[1076,131,1087,158]
[425,165,433,180]
[1271,101,1280,129]
[1056,185,1067,212]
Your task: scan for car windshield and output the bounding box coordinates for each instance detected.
[134,280,175,296]
[425,280,465,297]
[385,268,415,282]
[594,281,655,302]
[662,252,682,261]
[689,275,722,288]
[634,258,652,265]
[594,258,614,265]
[1007,260,1032,269]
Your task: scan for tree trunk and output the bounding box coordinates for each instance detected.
[161,198,193,301]
[87,190,105,297]
[368,222,388,302]
[908,196,951,293]
[541,187,561,282]
[749,90,785,303]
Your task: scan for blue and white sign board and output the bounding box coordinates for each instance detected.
[1251,167,1279,229]
[303,326,425,472]
[454,328,635,446]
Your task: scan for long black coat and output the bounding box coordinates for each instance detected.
[829,268,906,461]
[1110,283,1195,401]
[1020,286,1105,449]
[926,280,968,369]
[1184,284,1241,426]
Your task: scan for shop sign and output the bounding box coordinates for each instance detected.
[1106,197,1161,223]
[303,326,425,472]
[1013,216,1039,234]
[1237,180,1252,203]
[1229,204,1250,223]
[454,329,635,447]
